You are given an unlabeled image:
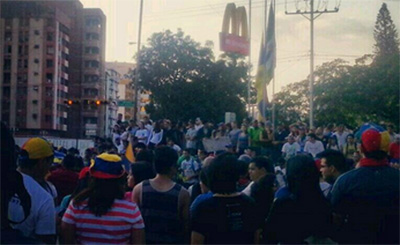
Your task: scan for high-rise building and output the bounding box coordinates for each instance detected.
[105,68,119,138]
[0,0,106,138]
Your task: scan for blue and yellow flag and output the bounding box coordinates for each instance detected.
[255,0,276,120]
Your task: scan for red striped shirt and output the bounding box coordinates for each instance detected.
[62,199,144,244]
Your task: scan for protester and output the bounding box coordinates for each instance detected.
[61,153,145,244]
[191,153,263,244]
[281,135,300,160]
[9,136,57,243]
[318,150,348,198]
[330,127,400,244]
[389,134,400,166]
[242,156,274,196]
[1,123,55,244]
[304,133,325,158]
[342,133,358,159]
[264,155,333,244]
[132,146,190,244]
[47,154,79,205]
[179,149,201,187]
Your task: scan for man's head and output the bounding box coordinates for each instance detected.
[308,133,317,143]
[19,137,54,180]
[361,128,390,160]
[195,117,202,126]
[207,153,239,194]
[319,150,347,184]
[287,135,295,144]
[154,146,179,176]
[346,134,355,144]
[197,149,208,161]
[182,149,191,160]
[244,147,257,158]
[252,120,259,128]
[248,156,274,182]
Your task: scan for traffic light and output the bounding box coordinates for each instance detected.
[64,100,79,105]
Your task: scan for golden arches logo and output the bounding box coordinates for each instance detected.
[220,3,250,56]
[222,3,249,39]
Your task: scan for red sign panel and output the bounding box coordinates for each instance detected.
[219,32,250,56]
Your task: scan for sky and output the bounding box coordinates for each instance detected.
[80,0,399,98]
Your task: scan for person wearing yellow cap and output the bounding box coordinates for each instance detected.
[18,137,58,200]
[7,136,57,243]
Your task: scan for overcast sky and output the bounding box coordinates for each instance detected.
[80,0,399,97]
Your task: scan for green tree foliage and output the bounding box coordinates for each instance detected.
[273,2,400,128]
[373,3,400,61]
[138,29,248,122]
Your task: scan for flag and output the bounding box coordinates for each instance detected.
[255,0,276,120]
[125,141,135,163]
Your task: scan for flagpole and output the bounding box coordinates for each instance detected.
[272,0,276,131]
[248,0,252,119]
[263,0,267,120]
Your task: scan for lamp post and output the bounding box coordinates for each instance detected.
[133,0,144,122]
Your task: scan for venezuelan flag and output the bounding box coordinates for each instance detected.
[255,0,276,120]
[125,141,135,163]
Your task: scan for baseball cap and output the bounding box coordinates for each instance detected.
[361,128,390,153]
[90,153,126,179]
[22,137,54,160]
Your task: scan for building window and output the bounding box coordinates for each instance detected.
[3,73,11,84]
[34,44,40,49]
[86,33,99,40]
[85,18,101,28]
[4,59,11,70]
[34,58,39,64]
[47,32,54,41]
[84,60,99,68]
[46,47,54,54]
[5,32,12,41]
[85,47,99,54]
[84,117,98,124]
[4,45,12,54]
[45,87,53,97]
[84,75,99,82]
[46,73,53,83]
[32,100,38,104]
[84,88,99,96]
[46,60,53,68]
[3,87,11,97]
[45,115,52,122]
[45,101,52,109]
[34,30,40,35]
[34,72,39,76]
[32,113,38,119]
[33,85,39,91]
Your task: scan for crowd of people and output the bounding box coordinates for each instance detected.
[1,116,399,244]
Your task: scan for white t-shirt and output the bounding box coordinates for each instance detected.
[9,173,56,238]
[135,129,149,144]
[241,181,255,196]
[304,140,325,158]
[149,129,163,145]
[186,128,198,149]
[281,142,301,160]
[333,131,349,148]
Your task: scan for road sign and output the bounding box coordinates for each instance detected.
[118,100,135,108]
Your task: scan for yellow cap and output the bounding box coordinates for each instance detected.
[22,138,54,159]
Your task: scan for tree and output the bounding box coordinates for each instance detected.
[373,3,400,61]
[138,29,248,122]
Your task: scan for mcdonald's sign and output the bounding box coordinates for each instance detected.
[219,3,250,56]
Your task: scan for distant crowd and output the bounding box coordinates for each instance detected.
[1,116,399,244]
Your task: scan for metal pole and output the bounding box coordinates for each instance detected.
[134,0,144,122]
[248,0,252,119]
[310,0,314,128]
[272,0,276,131]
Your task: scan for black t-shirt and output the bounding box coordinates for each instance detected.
[191,194,262,244]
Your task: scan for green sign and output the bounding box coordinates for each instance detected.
[118,100,135,108]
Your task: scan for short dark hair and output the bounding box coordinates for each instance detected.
[130,162,155,184]
[153,146,178,175]
[136,149,154,163]
[208,153,239,194]
[319,150,348,173]
[251,156,274,173]
[308,133,317,139]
